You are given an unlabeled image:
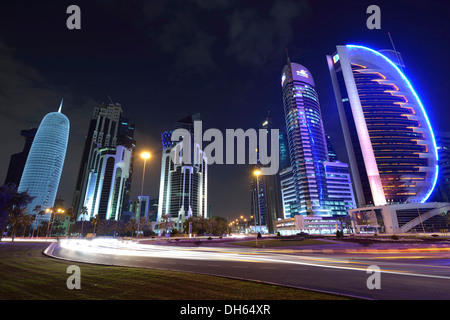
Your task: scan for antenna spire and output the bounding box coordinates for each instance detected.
[107,95,114,105]
[285,47,290,64]
[387,32,404,71]
[58,98,63,113]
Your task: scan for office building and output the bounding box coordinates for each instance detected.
[18,101,69,216]
[279,166,297,218]
[157,114,208,230]
[324,161,356,215]
[72,103,135,221]
[327,45,439,206]
[326,134,339,162]
[281,60,329,216]
[4,128,37,186]
[278,130,291,171]
[250,115,284,233]
[281,57,355,218]
[430,132,450,202]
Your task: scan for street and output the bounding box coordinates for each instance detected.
[46,238,450,300]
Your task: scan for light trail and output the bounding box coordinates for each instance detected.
[57,239,450,281]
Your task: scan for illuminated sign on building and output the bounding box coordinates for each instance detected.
[296,69,309,78]
[333,54,340,63]
[281,73,286,86]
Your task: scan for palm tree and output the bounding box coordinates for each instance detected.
[125,218,138,237]
[80,206,88,238]
[159,214,172,235]
[0,183,17,241]
[45,207,56,240]
[65,207,74,236]
[91,214,100,236]
[34,209,47,238]
[6,188,34,241]
[31,205,42,238]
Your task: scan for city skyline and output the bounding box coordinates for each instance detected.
[0,1,449,221]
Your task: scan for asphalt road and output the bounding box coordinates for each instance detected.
[45,238,450,300]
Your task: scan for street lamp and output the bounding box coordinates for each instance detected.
[45,208,65,240]
[137,151,151,239]
[45,208,52,240]
[253,169,261,246]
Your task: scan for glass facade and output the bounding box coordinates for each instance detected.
[281,62,329,216]
[328,45,438,206]
[72,103,135,220]
[18,110,69,215]
[281,61,356,218]
[157,114,208,230]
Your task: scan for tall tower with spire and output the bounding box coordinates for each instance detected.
[281,56,329,216]
[18,100,70,216]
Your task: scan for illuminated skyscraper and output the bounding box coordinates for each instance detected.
[327,45,438,206]
[157,114,208,230]
[281,59,330,216]
[281,57,356,218]
[18,101,69,215]
[72,103,135,220]
[429,132,450,202]
[250,114,284,233]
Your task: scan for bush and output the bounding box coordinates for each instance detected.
[391,235,399,240]
[257,232,262,239]
[335,230,344,238]
[431,234,439,238]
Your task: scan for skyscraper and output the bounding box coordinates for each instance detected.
[278,130,291,171]
[157,114,208,230]
[279,166,297,219]
[4,128,37,186]
[250,114,284,233]
[325,134,338,162]
[280,56,356,219]
[327,45,439,206]
[18,101,69,215]
[429,132,450,202]
[72,103,135,220]
[281,59,330,216]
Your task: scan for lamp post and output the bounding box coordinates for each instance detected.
[137,151,150,239]
[253,169,261,246]
[45,208,53,241]
[49,208,64,237]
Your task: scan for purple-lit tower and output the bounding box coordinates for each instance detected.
[327,45,439,207]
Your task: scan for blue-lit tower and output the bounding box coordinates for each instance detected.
[18,100,70,216]
[327,45,439,206]
[281,58,329,216]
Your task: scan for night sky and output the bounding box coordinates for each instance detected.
[0,0,448,221]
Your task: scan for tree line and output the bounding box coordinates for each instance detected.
[0,183,230,240]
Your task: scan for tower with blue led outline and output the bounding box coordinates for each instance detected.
[327,45,439,207]
[281,57,330,216]
[18,100,70,217]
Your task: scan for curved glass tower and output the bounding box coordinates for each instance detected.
[327,45,438,206]
[18,101,70,215]
[281,61,329,215]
